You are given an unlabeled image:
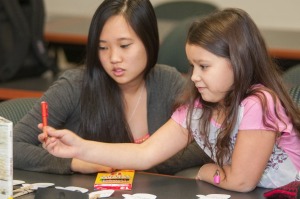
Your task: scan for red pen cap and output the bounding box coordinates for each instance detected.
[41,101,48,117]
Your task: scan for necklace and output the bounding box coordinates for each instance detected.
[128,83,145,122]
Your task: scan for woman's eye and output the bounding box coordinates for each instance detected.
[189,63,194,68]
[98,46,108,50]
[120,43,132,48]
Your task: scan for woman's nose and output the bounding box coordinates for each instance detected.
[110,48,121,63]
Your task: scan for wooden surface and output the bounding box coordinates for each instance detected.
[0,88,42,100]
[2,15,299,100]
[261,29,300,59]
[45,15,300,60]
[0,74,56,100]
[45,15,90,45]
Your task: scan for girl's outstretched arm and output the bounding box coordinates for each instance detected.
[196,129,276,192]
[38,126,84,158]
[39,119,190,170]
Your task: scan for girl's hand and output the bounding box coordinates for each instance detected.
[38,125,83,159]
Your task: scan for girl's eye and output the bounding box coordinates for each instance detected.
[189,63,194,68]
[200,65,208,69]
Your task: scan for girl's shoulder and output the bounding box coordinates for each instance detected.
[241,84,276,108]
[239,84,292,132]
[172,99,203,124]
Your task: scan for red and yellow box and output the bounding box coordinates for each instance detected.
[94,170,135,190]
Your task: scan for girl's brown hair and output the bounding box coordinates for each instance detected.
[179,8,300,168]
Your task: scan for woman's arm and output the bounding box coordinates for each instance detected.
[41,119,190,170]
[13,69,82,174]
[197,129,276,192]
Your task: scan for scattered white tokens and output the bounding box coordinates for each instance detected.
[196,194,231,199]
[89,190,115,198]
[122,193,157,199]
[22,182,54,190]
[55,186,89,193]
[13,180,25,185]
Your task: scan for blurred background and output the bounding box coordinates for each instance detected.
[44,0,300,31]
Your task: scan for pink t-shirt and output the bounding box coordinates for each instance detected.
[239,91,300,170]
[171,86,300,188]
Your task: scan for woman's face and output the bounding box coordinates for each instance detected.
[186,44,234,103]
[98,15,147,87]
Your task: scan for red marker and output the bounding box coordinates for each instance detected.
[41,101,48,137]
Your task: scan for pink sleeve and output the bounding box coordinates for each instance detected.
[171,100,202,128]
[239,91,291,132]
[171,105,188,127]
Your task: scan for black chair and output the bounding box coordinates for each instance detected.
[155,1,218,41]
[289,85,300,107]
[155,1,218,74]
[157,19,192,74]
[283,64,300,88]
[0,98,37,126]
[154,1,218,21]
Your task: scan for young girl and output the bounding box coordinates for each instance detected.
[39,8,300,192]
[14,0,208,175]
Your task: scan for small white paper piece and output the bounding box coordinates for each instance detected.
[13,180,26,186]
[207,194,231,198]
[123,193,157,199]
[196,194,231,199]
[89,190,114,198]
[22,182,54,190]
[55,186,89,193]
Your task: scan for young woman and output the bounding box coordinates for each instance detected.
[14,0,208,174]
[39,8,300,192]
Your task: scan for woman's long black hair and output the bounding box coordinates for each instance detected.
[79,0,159,142]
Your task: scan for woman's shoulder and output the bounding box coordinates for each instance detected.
[147,64,185,93]
[57,67,84,82]
[150,64,182,77]
[48,67,84,95]
[147,64,185,86]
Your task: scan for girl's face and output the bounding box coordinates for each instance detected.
[186,44,234,103]
[99,15,147,87]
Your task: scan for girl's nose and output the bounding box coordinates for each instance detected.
[191,70,201,82]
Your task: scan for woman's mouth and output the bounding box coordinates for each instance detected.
[113,68,125,76]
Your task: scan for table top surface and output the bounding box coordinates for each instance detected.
[45,15,90,44]
[2,15,299,99]
[45,15,300,60]
[0,73,56,100]
[14,169,268,199]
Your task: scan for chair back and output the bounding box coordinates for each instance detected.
[154,1,218,20]
[0,98,37,126]
[283,64,300,88]
[289,85,300,107]
[155,1,218,74]
[158,19,192,73]
[155,1,218,41]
